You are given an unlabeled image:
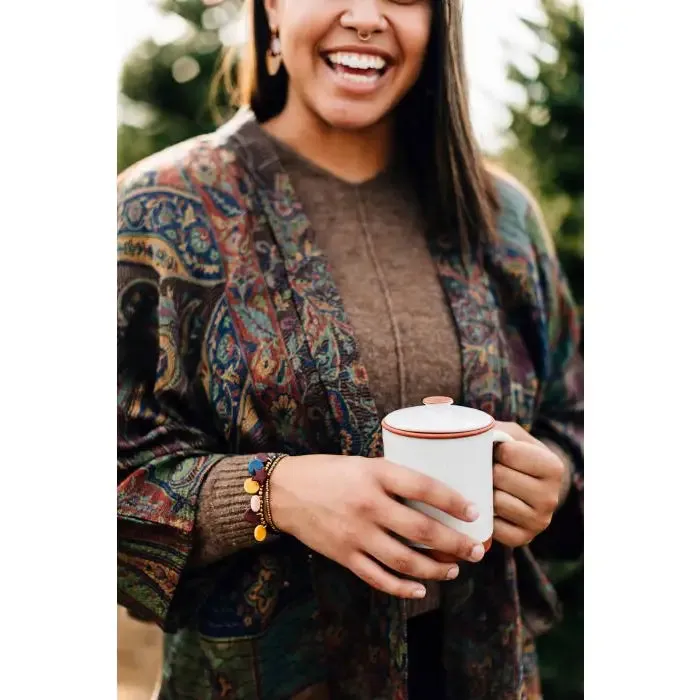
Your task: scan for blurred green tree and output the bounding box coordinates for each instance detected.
[501,0,584,306]
[501,4,584,699]
[118,0,243,174]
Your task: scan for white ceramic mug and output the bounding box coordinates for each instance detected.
[381,396,514,550]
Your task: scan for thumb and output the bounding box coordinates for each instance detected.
[493,420,541,446]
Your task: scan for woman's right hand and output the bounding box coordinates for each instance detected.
[269,454,485,600]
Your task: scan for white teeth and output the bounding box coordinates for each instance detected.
[327,52,387,71]
[340,72,379,84]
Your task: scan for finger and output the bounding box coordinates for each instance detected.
[380,496,485,563]
[347,553,429,600]
[494,440,563,480]
[366,529,461,581]
[493,421,542,446]
[379,461,479,523]
[493,517,533,548]
[493,489,543,531]
[493,462,547,510]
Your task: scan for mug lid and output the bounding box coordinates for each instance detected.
[381,397,494,439]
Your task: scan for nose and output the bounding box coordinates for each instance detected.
[340,0,388,37]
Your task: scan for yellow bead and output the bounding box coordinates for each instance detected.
[254,525,267,542]
[244,478,260,495]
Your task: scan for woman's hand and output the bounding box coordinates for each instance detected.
[492,422,567,548]
[269,454,484,600]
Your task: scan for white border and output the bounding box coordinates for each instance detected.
[2,0,115,696]
[586,0,700,696]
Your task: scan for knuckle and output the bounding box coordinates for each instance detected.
[355,495,378,519]
[412,474,433,501]
[412,519,437,546]
[460,538,476,559]
[348,485,378,514]
[392,556,413,575]
[449,493,466,514]
[362,571,382,591]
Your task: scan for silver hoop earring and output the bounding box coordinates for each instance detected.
[357,30,372,42]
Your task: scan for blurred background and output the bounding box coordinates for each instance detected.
[117,1,583,698]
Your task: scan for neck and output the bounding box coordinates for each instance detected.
[262,98,394,184]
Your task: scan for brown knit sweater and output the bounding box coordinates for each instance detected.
[195,131,463,615]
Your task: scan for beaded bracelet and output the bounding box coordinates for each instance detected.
[243,454,286,542]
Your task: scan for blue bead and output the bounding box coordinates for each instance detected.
[248,459,264,475]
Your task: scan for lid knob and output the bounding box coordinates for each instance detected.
[422,396,454,406]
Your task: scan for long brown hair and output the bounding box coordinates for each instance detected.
[214,0,498,259]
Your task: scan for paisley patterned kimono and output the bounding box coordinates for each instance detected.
[117,110,583,700]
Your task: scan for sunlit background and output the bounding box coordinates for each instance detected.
[117,2,583,699]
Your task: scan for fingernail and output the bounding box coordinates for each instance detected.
[446,566,460,580]
[465,504,480,521]
[469,544,485,562]
[412,585,427,599]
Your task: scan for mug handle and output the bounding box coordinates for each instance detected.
[493,429,515,445]
[482,429,515,554]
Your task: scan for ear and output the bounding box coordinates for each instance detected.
[263,0,280,30]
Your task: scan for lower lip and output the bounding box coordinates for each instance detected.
[323,61,392,96]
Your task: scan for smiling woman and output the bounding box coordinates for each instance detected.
[118,1,584,698]
[260,0,431,128]
[232,0,497,249]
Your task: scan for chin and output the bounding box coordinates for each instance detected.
[317,103,391,133]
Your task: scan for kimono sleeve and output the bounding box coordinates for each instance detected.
[117,169,277,630]
[527,201,584,561]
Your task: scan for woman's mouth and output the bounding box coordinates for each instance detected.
[322,51,390,86]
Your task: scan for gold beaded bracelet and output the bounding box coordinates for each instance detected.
[263,456,285,533]
[243,454,287,542]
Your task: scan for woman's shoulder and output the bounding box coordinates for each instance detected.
[484,161,556,259]
[117,136,209,202]
[117,113,257,206]
[117,112,265,284]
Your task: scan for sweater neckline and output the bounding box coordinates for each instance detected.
[259,126,397,192]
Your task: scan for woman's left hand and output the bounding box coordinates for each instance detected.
[430,422,568,564]
[491,421,566,548]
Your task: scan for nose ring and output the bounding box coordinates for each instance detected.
[357,30,372,42]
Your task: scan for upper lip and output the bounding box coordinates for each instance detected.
[320,45,395,65]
